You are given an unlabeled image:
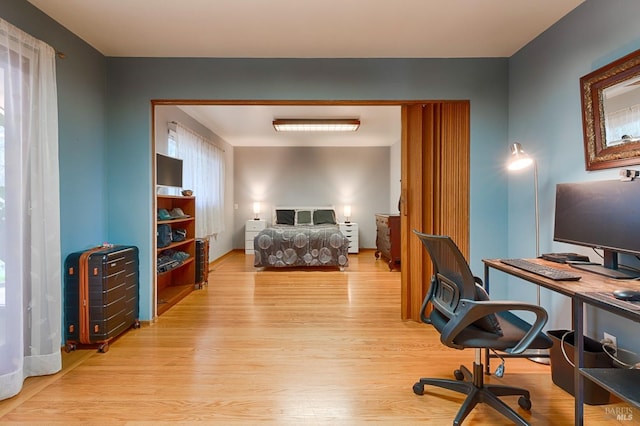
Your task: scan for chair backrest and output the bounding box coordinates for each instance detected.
[414,231,477,320]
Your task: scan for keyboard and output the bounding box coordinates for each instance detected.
[500,258,582,281]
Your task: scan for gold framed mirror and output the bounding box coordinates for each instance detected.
[580,48,640,170]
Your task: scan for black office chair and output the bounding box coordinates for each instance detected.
[412,231,553,425]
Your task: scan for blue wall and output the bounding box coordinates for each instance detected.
[106,58,509,319]
[507,0,640,351]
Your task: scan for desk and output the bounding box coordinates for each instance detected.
[483,258,630,326]
[483,258,640,425]
[482,258,624,299]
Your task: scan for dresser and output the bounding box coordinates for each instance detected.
[375,214,401,271]
[338,222,359,253]
[245,219,267,254]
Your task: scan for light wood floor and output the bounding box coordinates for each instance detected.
[1,250,636,425]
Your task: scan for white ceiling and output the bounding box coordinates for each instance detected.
[27,0,584,146]
[176,104,402,147]
[27,0,583,58]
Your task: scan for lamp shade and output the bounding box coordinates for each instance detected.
[507,142,534,171]
[253,202,261,219]
[343,205,352,222]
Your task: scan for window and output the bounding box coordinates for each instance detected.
[170,123,225,237]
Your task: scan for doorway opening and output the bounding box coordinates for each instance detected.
[151,100,470,321]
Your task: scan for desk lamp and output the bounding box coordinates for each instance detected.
[507,142,548,364]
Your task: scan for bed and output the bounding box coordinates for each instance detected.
[253,207,350,270]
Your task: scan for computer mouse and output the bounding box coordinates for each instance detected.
[612,289,640,301]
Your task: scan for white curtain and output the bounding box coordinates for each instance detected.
[0,19,61,401]
[172,123,225,237]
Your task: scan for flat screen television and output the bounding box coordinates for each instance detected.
[554,179,640,278]
[156,153,183,188]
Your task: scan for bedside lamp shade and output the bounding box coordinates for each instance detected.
[253,202,261,220]
[344,205,351,223]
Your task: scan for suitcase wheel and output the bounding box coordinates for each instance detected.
[98,343,109,353]
[65,343,77,353]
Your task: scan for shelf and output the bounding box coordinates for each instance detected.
[158,195,195,201]
[572,291,640,422]
[158,217,193,226]
[157,257,194,276]
[581,368,640,409]
[157,237,196,253]
[155,194,196,316]
[157,284,194,316]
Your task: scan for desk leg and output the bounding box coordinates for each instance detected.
[484,264,491,374]
[574,298,584,425]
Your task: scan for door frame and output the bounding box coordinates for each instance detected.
[151,99,470,321]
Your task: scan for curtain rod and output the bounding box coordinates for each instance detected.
[0,26,65,59]
[168,121,225,152]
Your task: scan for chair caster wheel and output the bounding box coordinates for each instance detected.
[454,369,465,381]
[518,396,531,411]
[413,382,424,395]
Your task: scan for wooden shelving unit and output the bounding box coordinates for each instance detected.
[156,195,196,316]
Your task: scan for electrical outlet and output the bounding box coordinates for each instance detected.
[603,332,617,351]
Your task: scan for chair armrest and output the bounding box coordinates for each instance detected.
[440,299,548,354]
[419,276,437,324]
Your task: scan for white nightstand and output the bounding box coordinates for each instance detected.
[339,222,359,253]
[245,219,267,254]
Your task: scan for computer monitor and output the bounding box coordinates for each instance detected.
[554,179,640,279]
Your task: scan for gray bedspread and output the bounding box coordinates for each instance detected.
[253,224,349,268]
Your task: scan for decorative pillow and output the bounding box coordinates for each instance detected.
[473,284,503,335]
[295,209,313,225]
[313,209,337,225]
[275,209,295,225]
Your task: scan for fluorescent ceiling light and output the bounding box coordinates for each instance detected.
[273,119,360,132]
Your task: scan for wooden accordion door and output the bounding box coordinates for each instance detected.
[400,102,470,321]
